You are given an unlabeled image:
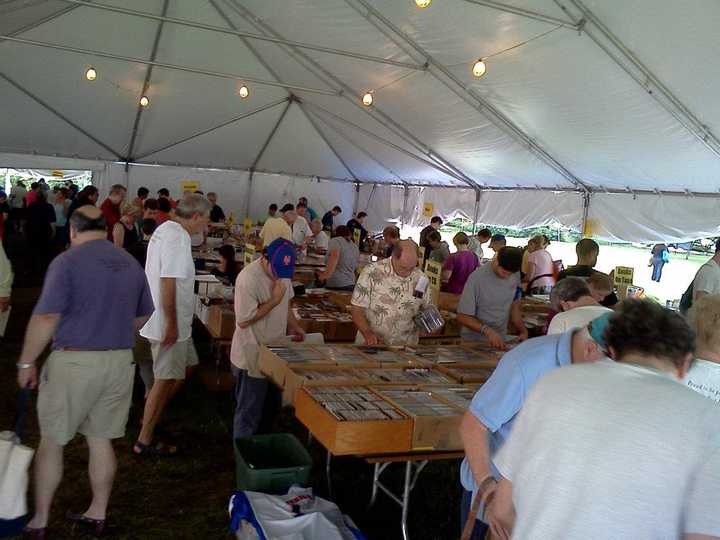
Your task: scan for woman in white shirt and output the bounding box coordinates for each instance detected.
[685,294,720,403]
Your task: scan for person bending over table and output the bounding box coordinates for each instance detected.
[230,239,305,439]
[317,225,359,291]
[456,247,528,350]
[350,239,430,346]
[459,314,608,539]
[489,301,720,540]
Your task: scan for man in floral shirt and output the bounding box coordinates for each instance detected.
[350,239,430,345]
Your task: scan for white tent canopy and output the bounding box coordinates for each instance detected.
[1,0,719,241]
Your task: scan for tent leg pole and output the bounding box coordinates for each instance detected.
[472,189,481,234]
[246,170,254,220]
[581,191,591,237]
[401,185,409,229]
[353,182,360,215]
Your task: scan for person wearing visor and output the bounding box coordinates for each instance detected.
[459,312,611,539]
[229,238,305,439]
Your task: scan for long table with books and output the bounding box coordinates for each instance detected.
[258,342,505,540]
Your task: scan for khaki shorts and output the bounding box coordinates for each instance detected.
[150,338,199,380]
[38,350,135,446]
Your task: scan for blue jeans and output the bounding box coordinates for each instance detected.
[460,489,489,539]
[231,367,269,440]
[651,259,665,282]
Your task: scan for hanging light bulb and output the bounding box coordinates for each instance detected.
[472,58,487,78]
[415,0,431,8]
[139,96,150,107]
[85,67,97,81]
[362,91,373,107]
[238,85,249,99]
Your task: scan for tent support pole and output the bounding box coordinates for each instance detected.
[460,0,578,28]
[401,186,409,229]
[346,0,589,193]
[581,191,591,237]
[555,0,720,160]
[135,98,290,160]
[304,102,467,187]
[224,0,481,191]
[0,35,338,97]
[245,171,254,220]
[55,0,425,71]
[353,183,361,215]
[125,0,170,162]
[0,73,122,159]
[305,108,406,185]
[472,190,481,235]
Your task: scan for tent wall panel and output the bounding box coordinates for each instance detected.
[587,193,720,244]
[247,173,355,224]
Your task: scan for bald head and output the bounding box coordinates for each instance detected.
[70,205,107,243]
[392,239,418,277]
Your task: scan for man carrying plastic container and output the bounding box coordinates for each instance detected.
[230,238,305,439]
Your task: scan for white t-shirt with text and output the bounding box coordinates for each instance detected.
[685,358,720,403]
[292,215,311,245]
[495,361,720,540]
[140,221,196,342]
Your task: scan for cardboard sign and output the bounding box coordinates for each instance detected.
[181,180,200,192]
[243,217,253,232]
[51,169,64,178]
[243,243,256,266]
[423,202,434,218]
[425,260,443,291]
[352,228,361,245]
[614,266,634,287]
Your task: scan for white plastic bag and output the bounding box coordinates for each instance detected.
[0,431,34,520]
[229,487,364,540]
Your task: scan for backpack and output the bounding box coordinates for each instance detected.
[679,282,694,314]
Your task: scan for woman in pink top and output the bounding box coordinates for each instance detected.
[441,232,479,294]
[526,234,556,294]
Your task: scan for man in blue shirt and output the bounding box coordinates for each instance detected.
[459,315,610,538]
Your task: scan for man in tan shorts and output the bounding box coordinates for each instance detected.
[136,194,211,456]
[17,206,154,538]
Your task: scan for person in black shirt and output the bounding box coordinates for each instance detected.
[26,190,56,276]
[211,244,240,284]
[419,215,443,265]
[557,238,619,308]
[67,186,99,221]
[208,192,226,223]
[346,212,368,251]
[128,219,157,269]
[322,206,342,233]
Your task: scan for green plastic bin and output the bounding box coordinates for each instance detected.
[234,433,313,494]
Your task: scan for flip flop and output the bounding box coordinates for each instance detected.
[22,526,48,540]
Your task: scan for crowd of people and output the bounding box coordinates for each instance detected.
[3,184,720,539]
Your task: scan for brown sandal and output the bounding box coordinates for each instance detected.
[66,512,106,537]
[132,440,178,458]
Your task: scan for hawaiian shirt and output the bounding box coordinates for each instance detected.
[350,257,430,345]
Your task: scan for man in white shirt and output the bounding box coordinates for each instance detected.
[259,203,294,246]
[230,239,305,438]
[490,300,720,540]
[293,202,312,246]
[685,294,720,403]
[468,228,492,263]
[135,194,211,456]
[547,277,612,335]
[310,219,329,254]
[692,239,720,301]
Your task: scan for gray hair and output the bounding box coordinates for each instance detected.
[550,277,592,311]
[175,193,212,219]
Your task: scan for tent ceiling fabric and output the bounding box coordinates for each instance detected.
[1,0,720,193]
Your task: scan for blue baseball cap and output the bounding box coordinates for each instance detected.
[265,238,296,279]
[588,311,613,350]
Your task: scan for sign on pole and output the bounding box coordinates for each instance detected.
[423,202,434,218]
[243,243,256,267]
